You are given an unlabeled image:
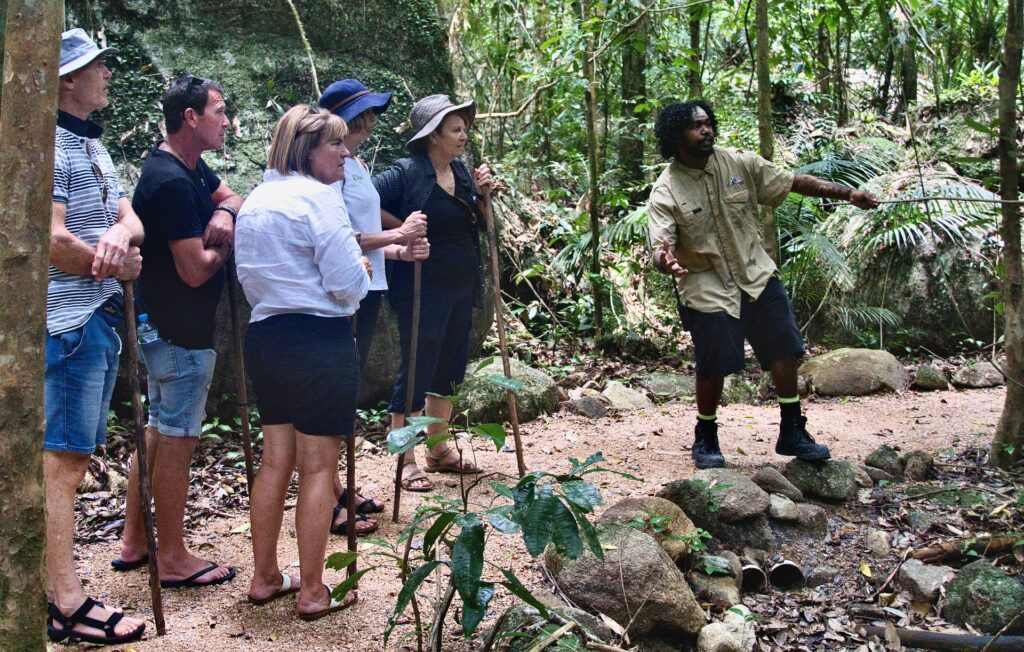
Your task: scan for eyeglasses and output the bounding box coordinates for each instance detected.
[84,141,108,207]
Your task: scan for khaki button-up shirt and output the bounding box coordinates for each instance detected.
[647,147,793,318]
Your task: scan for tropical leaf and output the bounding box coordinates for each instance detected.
[460,582,496,636]
[384,560,444,644]
[522,485,558,556]
[451,516,485,607]
[550,499,583,558]
[500,568,550,618]
[560,479,603,511]
[470,422,508,451]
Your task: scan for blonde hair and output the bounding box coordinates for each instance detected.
[267,104,348,177]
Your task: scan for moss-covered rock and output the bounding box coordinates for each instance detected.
[912,364,949,391]
[943,560,1024,634]
[458,357,557,425]
[864,444,903,478]
[783,459,858,501]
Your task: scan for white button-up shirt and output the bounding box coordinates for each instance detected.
[333,156,387,291]
[236,170,369,323]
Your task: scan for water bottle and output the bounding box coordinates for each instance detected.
[137,313,160,345]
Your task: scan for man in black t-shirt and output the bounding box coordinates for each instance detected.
[115,76,242,589]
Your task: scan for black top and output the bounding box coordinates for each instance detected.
[133,143,223,349]
[413,182,480,285]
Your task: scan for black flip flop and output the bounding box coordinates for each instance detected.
[160,562,236,589]
[111,554,149,572]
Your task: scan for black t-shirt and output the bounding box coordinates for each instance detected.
[393,182,480,290]
[134,143,223,349]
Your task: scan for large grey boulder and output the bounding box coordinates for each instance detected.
[543,523,707,639]
[951,361,1004,388]
[459,357,558,424]
[601,381,655,410]
[898,559,953,602]
[751,467,804,502]
[658,481,775,550]
[783,460,858,501]
[864,445,903,478]
[598,496,698,561]
[638,371,695,402]
[799,348,910,396]
[943,560,1024,634]
[689,469,770,523]
[912,364,949,391]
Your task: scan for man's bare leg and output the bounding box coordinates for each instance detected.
[46,450,146,638]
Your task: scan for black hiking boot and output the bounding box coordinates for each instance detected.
[776,416,831,461]
[692,422,725,469]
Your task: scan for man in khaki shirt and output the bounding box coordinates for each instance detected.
[648,100,878,469]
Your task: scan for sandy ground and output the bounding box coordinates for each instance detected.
[66,387,1006,651]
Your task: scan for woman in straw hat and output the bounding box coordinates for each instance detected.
[373,94,493,493]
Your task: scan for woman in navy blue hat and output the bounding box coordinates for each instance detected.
[373,94,493,493]
[318,80,430,529]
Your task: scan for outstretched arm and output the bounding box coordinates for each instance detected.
[791,174,879,209]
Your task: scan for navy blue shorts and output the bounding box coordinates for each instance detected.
[388,279,475,414]
[245,313,358,436]
[680,277,805,379]
[355,290,384,374]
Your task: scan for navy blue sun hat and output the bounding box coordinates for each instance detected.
[319,79,393,124]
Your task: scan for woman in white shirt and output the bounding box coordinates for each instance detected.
[234,105,370,621]
[318,79,429,533]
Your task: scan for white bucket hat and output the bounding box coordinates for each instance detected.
[59,28,119,77]
[406,94,475,151]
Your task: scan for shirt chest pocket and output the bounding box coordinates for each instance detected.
[723,189,751,223]
[675,203,714,240]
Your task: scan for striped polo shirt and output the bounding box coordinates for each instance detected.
[48,110,127,335]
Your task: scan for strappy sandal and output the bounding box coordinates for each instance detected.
[329,504,379,536]
[425,450,482,475]
[47,597,146,645]
[338,489,384,514]
[400,465,433,492]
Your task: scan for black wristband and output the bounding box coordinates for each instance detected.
[214,204,238,222]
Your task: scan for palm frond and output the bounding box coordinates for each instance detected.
[832,305,902,335]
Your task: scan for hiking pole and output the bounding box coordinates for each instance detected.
[392,260,422,523]
[346,312,358,576]
[122,281,166,636]
[482,192,526,478]
[226,259,255,494]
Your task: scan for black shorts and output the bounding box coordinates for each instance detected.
[244,313,359,436]
[680,276,805,379]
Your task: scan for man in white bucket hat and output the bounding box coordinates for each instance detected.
[44,27,146,645]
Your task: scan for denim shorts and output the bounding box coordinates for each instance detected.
[681,276,806,379]
[44,305,123,454]
[139,335,217,437]
[245,313,358,437]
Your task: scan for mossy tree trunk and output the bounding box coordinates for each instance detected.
[688,4,701,98]
[618,6,647,204]
[0,1,62,648]
[993,0,1024,470]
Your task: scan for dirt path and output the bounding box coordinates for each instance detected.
[71,387,1005,651]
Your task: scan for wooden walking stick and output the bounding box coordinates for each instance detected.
[226,260,255,494]
[392,260,423,523]
[122,281,166,636]
[345,316,357,576]
[481,192,526,478]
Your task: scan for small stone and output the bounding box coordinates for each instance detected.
[794,503,828,535]
[571,395,608,419]
[751,467,804,502]
[719,551,744,590]
[950,361,1003,388]
[851,464,874,488]
[898,559,953,602]
[768,493,799,521]
[601,381,655,410]
[944,560,1024,634]
[912,364,949,391]
[864,445,903,478]
[697,622,747,652]
[901,450,934,481]
[863,465,896,484]
[721,604,757,651]
[689,571,740,611]
[866,530,891,557]
[807,564,840,588]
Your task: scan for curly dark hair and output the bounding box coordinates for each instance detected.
[654,100,718,159]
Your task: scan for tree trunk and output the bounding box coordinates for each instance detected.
[834,20,849,126]
[688,4,701,98]
[619,7,647,203]
[993,0,1024,470]
[582,0,603,339]
[754,0,777,261]
[877,1,895,116]
[899,17,918,111]
[816,19,831,99]
[0,1,63,649]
